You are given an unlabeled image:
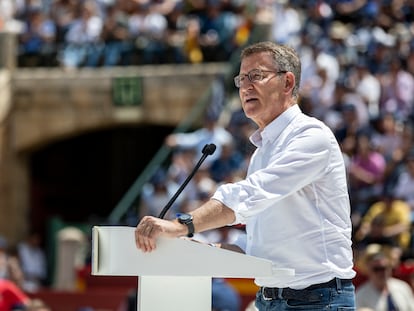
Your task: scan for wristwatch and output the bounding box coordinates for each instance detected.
[177,213,194,238]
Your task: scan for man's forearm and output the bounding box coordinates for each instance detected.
[191,199,236,234]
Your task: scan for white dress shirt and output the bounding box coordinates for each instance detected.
[212,104,356,289]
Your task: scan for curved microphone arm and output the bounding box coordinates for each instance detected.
[158,143,216,219]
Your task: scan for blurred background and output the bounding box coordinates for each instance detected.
[1,0,414,310]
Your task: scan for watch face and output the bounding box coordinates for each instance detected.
[178,213,192,222]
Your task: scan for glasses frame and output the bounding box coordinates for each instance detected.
[234,68,287,88]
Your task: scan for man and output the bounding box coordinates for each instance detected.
[356,243,414,310]
[135,41,356,310]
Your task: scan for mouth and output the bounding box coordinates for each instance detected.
[244,97,258,104]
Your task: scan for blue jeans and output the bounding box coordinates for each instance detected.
[255,278,355,311]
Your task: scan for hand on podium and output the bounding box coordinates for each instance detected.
[135,195,236,252]
[135,215,188,252]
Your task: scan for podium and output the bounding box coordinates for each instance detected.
[91,226,294,311]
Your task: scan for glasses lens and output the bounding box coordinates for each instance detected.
[234,76,241,88]
[234,69,274,88]
[249,69,263,83]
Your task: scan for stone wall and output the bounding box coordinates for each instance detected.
[0,63,229,244]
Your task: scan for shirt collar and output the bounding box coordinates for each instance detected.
[250,104,301,147]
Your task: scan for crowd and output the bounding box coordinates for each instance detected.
[0,232,49,310]
[0,0,254,68]
[1,0,414,310]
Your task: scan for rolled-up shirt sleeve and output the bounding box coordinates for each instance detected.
[212,113,339,225]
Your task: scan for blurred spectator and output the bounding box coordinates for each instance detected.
[17,231,47,293]
[18,8,57,67]
[211,277,241,311]
[332,103,358,154]
[354,190,411,251]
[226,107,257,160]
[348,130,387,226]
[0,279,30,311]
[348,58,381,120]
[371,112,404,163]
[165,114,233,170]
[0,236,25,290]
[138,168,181,220]
[100,3,131,66]
[183,16,204,63]
[356,243,414,311]
[382,121,414,191]
[58,0,104,69]
[165,72,232,175]
[393,147,414,220]
[26,298,51,311]
[270,0,301,46]
[209,140,245,183]
[379,57,414,122]
[163,1,189,63]
[134,3,169,64]
[50,0,79,46]
[331,80,370,134]
[307,63,337,121]
[196,0,242,62]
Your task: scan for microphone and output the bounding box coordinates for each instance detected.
[158,143,217,219]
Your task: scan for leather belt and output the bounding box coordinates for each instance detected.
[261,278,353,302]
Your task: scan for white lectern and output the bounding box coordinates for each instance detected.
[91,226,294,311]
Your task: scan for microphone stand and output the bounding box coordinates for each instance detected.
[158,143,216,219]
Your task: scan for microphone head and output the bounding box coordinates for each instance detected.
[202,143,216,155]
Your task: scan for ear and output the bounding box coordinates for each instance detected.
[284,72,295,94]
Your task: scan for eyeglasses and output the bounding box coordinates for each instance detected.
[234,68,287,88]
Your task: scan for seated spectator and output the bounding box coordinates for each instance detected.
[371,112,404,163]
[197,0,241,62]
[100,3,131,66]
[394,147,414,220]
[356,243,414,311]
[379,57,414,122]
[348,130,387,226]
[58,0,104,69]
[354,190,411,251]
[182,16,204,63]
[333,101,368,159]
[0,235,25,289]
[165,114,234,170]
[17,231,47,292]
[138,168,181,220]
[348,58,381,120]
[134,3,170,64]
[226,107,257,160]
[18,8,57,67]
[209,140,244,183]
[50,0,78,46]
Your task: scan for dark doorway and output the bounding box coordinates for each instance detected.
[29,125,173,233]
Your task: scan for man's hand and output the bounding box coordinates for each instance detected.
[135,216,186,252]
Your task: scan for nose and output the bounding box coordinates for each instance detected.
[239,78,253,89]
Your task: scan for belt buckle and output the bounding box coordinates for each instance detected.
[261,287,274,301]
